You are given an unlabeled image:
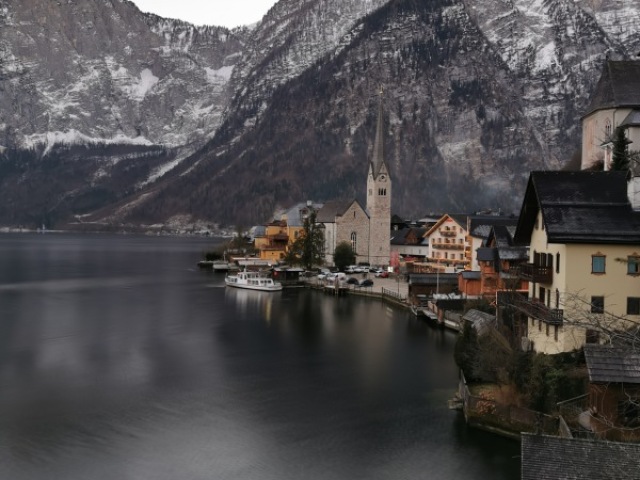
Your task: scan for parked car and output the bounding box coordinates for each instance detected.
[346,277,359,285]
[317,268,331,280]
[375,271,389,278]
[359,279,374,287]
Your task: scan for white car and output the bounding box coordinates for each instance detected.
[317,269,331,280]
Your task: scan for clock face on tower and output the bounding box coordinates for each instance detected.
[380,175,385,181]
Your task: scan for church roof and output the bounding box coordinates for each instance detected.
[620,109,640,128]
[583,60,640,117]
[315,199,367,223]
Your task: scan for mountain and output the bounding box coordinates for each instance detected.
[0,0,638,230]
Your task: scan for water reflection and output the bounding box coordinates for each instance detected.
[0,234,519,480]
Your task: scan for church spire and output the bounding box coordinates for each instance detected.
[371,86,385,177]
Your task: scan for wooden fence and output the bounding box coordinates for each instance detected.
[459,371,559,436]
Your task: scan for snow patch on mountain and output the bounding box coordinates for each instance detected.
[24,130,153,155]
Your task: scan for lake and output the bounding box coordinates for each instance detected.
[0,233,519,479]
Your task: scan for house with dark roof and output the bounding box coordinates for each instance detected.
[475,225,529,299]
[421,213,518,273]
[582,344,640,440]
[521,433,640,480]
[513,171,640,354]
[390,226,428,263]
[581,60,640,171]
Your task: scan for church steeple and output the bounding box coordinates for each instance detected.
[371,86,385,177]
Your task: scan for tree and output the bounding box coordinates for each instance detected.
[333,241,355,271]
[611,126,630,171]
[286,211,325,270]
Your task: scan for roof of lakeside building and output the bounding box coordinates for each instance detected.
[620,108,640,127]
[583,60,640,117]
[584,344,640,384]
[514,171,640,245]
[390,227,428,245]
[521,433,640,480]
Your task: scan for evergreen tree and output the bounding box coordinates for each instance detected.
[611,126,630,171]
[333,242,356,271]
[287,211,324,269]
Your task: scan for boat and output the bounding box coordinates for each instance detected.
[225,270,283,291]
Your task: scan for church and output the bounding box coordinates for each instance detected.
[316,94,391,267]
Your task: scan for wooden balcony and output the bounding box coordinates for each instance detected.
[513,296,564,325]
[439,229,457,237]
[431,242,464,250]
[518,263,553,284]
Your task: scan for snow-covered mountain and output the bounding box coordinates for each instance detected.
[0,0,638,229]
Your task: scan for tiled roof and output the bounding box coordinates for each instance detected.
[521,433,640,480]
[514,171,640,244]
[316,199,357,223]
[584,344,640,384]
[583,60,640,117]
[476,247,495,262]
[497,246,528,261]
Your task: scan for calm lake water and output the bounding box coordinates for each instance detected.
[0,233,519,479]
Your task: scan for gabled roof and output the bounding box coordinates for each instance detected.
[462,309,495,334]
[583,60,640,117]
[584,344,640,384]
[316,199,366,223]
[423,214,467,238]
[514,171,640,245]
[390,227,427,245]
[620,109,640,128]
[284,202,323,227]
[467,215,518,240]
[521,433,640,480]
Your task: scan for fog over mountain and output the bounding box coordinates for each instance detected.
[0,0,638,229]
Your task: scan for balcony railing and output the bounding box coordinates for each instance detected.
[512,296,564,325]
[518,263,553,284]
[431,242,465,250]
[439,229,457,237]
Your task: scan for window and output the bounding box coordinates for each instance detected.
[545,323,549,337]
[605,118,612,139]
[351,232,357,254]
[554,325,558,341]
[378,188,387,196]
[591,296,604,314]
[555,289,560,308]
[628,298,640,315]
[556,253,560,274]
[592,255,606,274]
[628,256,640,275]
[539,286,546,304]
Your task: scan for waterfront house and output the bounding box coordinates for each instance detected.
[254,202,322,262]
[581,60,640,171]
[513,171,640,354]
[390,226,428,265]
[521,433,640,480]
[476,225,529,300]
[583,344,640,441]
[421,213,519,274]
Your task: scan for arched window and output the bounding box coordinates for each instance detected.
[605,118,612,139]
[351,232,357,253]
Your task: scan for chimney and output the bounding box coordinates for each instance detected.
[629,176,640,211]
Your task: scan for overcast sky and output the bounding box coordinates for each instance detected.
[130,0,279,29]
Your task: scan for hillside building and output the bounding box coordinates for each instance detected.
[513,171,640,355]
[581,60,640,171]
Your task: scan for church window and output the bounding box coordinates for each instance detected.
[351,232,357,253]
[605,118,612,139]
[378,188,387,196]
[354,211,356,219]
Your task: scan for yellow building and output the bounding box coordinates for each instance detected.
[513,171,640,354]
[253,203,318,262]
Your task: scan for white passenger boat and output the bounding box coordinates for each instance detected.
[225,270,283,291]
